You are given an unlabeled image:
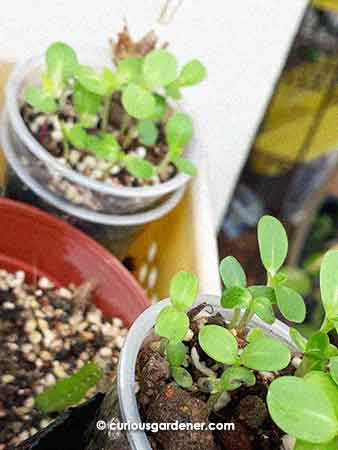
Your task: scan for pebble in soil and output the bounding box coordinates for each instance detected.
[0,269,127,449]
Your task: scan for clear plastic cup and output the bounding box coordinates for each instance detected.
[4,51,197,214]
[118,295,295,450]
[1,115,185,259]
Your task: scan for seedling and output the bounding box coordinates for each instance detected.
[66,125,155,179]
[219,216,306,332]
[155,271,199,344]
[24,38,206,183]
[35,362,102,413]
[155,271,198,387]
[153,215,338,448]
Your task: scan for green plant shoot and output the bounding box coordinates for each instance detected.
[35,363,102,413]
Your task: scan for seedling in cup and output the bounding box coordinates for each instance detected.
[154,216,338,449]
[24,40,206,182]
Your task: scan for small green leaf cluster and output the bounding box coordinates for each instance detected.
[25,42,78,114]
[35,362,102,413]
[218,217,338,447]
[198,324,290,400]
[66,124,155,180]
[25,40,206,180]
[155,271,199,343]
[167,342,192,388]
[220,216,306,331]
[273,250,338,449]
[155,271,198,388]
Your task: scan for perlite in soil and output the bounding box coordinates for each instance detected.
[0,269,127,449]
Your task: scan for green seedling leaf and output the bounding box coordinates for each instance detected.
[275,285,306,323]
[296,355,326,378]
[169,271,199,311]
[289,327,307,352]
[269,271,288,288]
[46,42,78,95]
[67,124,88,149]
[137,120,159,146]
[320,250,338,320]
[329,357,338,386]
[41,72,55,96]
[155,306,189,343]
[116,56,143,85]
[75,65,106,96]
[249,285,276,304]
[253,297,276,325]
[73,83,101,127]
[143,49,178,88]
[124,154,155,180]
[197,377,221,394]
[220,367,256,391]
[304,371,338,418]
[327,344,338,359]
[165,112,193,151]
[295,437,338,450]
[25,86,58,114]
[87,133,120,162]
[267,376,338,444]
[178,59,207,86]
[168,146,182,160]
[172,156,197,176]
[165,80,182,100]
[167,342,187,368]
[305,332,329,361]
[283,266,312,296]
[122,83,156,120]
[198,325,238,365]
[221,286,251,310]
[258,215,288,276]
[101,68,119,95]
[240,337,291,371]
[220,256,247,289]
[247,327,265,342]
[171,367,193,388]
[149,94,167,121]
[35,363,102,413]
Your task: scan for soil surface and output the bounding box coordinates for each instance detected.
[136,304,298,450]
[21,95,177,189]
[0,269,127,449]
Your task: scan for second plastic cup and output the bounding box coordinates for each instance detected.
[1,117,185,259]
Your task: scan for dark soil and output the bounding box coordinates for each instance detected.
[146,382,217,450]
[0,269,127,449]
[136,305,297,450]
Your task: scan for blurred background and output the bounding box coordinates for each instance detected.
[3,0,338,334]
[219,0,338,335]
[0,0,306,227]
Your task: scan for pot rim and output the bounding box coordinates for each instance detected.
[0,197,150,326]
[5,53,198,199]
[117,295,295,450]
[1,111,186,226]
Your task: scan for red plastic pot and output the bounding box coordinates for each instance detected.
[0,198,149,326]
